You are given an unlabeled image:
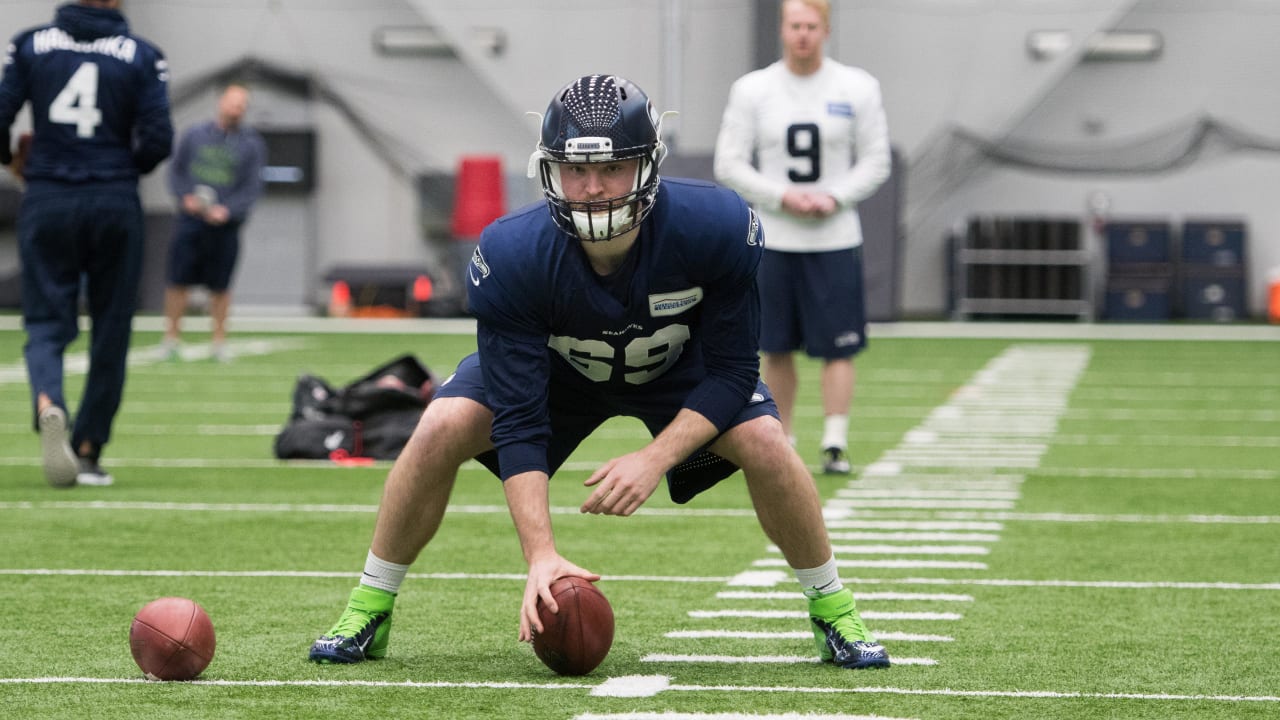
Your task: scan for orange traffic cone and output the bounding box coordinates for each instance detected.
[413,274,433,303]
[1268,268,1280,324]
[329,280,352,317]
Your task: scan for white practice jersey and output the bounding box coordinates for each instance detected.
[714,58,891,252]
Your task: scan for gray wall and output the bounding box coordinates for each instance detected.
[2,1,1277,318]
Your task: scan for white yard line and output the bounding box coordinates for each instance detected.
[643,654,938,666]
[766,544,992,556]
[0,339,307,386]
[688,610,961,621]
[3,567,1277,592]
[0,675,1275,704]
[3,500,1277,525]
[666,630,956,643]
[581,707,921,712]
[0,675,1273,704]
[715,591,974,602]
[4,315,1277,340]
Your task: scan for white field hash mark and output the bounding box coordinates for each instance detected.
[739,344,1091,672]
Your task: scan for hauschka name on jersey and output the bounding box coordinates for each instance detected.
[33,27,137,62]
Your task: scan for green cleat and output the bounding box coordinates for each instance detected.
[808,588,890,669]
[309,585,395,664]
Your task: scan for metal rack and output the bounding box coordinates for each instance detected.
[951,217,1094,320]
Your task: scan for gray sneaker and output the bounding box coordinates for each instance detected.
[38,407,78,488]
[76,457,114,487]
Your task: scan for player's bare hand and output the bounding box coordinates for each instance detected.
[5,132,31,181]
[781,189,837,219]
[809,192,838,217]
[519,556,600,642]
[204,204,231,225]
[581,453,662,516]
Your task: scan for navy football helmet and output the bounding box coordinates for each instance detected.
[529,75,668,241]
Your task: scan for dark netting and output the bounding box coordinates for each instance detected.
[953,116,1280,174]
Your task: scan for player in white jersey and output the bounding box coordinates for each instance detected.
[714,0,890,474]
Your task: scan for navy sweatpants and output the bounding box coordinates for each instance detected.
[20,181,144,455]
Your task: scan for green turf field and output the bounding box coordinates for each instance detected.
[2,320,1278,719]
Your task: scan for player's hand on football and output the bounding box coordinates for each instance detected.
[519,556,600,642]
[581,453,663,516]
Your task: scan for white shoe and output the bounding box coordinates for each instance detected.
[38,406,79,488]
[161,338,180,361]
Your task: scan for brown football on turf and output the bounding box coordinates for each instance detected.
[532,577,614,676]
[129,597,216,681]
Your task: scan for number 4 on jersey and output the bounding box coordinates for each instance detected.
[50,62,103,138]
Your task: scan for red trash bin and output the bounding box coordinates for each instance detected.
[452,155,505,239]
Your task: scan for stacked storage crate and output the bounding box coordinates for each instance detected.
[1180,219,1248,321]
[951,216,1091,319]
[1103,220,1175,321]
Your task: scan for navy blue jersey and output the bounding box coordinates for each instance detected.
[467,177,765,477]
[0,3,173,183]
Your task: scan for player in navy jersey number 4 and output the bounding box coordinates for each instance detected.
[309,74,888,671]
[0,0,173,488]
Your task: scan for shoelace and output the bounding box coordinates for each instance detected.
[328,607,377,638]
[826,607,873,643]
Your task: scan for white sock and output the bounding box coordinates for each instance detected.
[359,550,409,594]
[821,415,849,451]
[794,556,843,599]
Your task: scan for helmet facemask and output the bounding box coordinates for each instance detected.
[527,75,670,242]
[537,138,659,241]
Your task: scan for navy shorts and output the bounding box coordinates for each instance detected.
[166,214,242,291]
[435,353,779,503]
[757,246,867,359]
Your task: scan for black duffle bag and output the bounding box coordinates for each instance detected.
[273,354,436,461]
